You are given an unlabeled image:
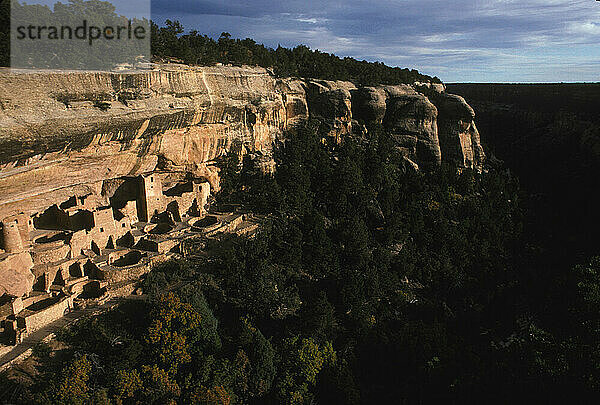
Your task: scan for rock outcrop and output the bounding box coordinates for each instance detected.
[380,85,441,169]
[414,84,485,170]
[304,80,356,141]
[0,64,485,308]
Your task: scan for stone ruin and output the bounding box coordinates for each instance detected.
[0,63,485,348]
[0,171,215,345]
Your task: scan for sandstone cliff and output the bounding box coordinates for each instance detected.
[0,64,484,300]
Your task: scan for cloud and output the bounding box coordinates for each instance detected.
[568,21,600,36]
[294,17,328,24]
[150,0,600,82]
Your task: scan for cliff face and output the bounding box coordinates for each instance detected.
[414,85,485,169]
[0,64,484,299]
[0,65,485,218]
[353,84,441,169]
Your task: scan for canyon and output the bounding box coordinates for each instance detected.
[0,64,484,347]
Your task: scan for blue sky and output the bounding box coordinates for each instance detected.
[149,0,600,83]
[21,0,600,82]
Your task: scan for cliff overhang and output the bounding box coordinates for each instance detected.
[0,64,485,323]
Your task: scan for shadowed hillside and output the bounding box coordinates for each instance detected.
[448,82,600,267]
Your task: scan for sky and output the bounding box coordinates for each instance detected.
[19,0,600,82]
[149,0,600,83]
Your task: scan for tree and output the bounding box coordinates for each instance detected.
[239,317,277,398]
[146,292,202,374]
[55,355,92,405]
[188,385,231,405]
[178,284,222,354]
[114,369,143,400]
[277,337,336,404]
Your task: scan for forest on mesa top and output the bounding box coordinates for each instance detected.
[0,0,439,85]
[150,21,440,85]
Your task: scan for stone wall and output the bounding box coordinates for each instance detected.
[0,170,210,301]
[17,295,73,334]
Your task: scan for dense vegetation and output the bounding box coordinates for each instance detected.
[2,121,599,404]
[150,21,439,85]
[1,0,150,70]
[447,83,600,272]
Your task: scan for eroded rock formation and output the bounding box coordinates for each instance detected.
[414,83,485,169]
[0,64,484,344]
